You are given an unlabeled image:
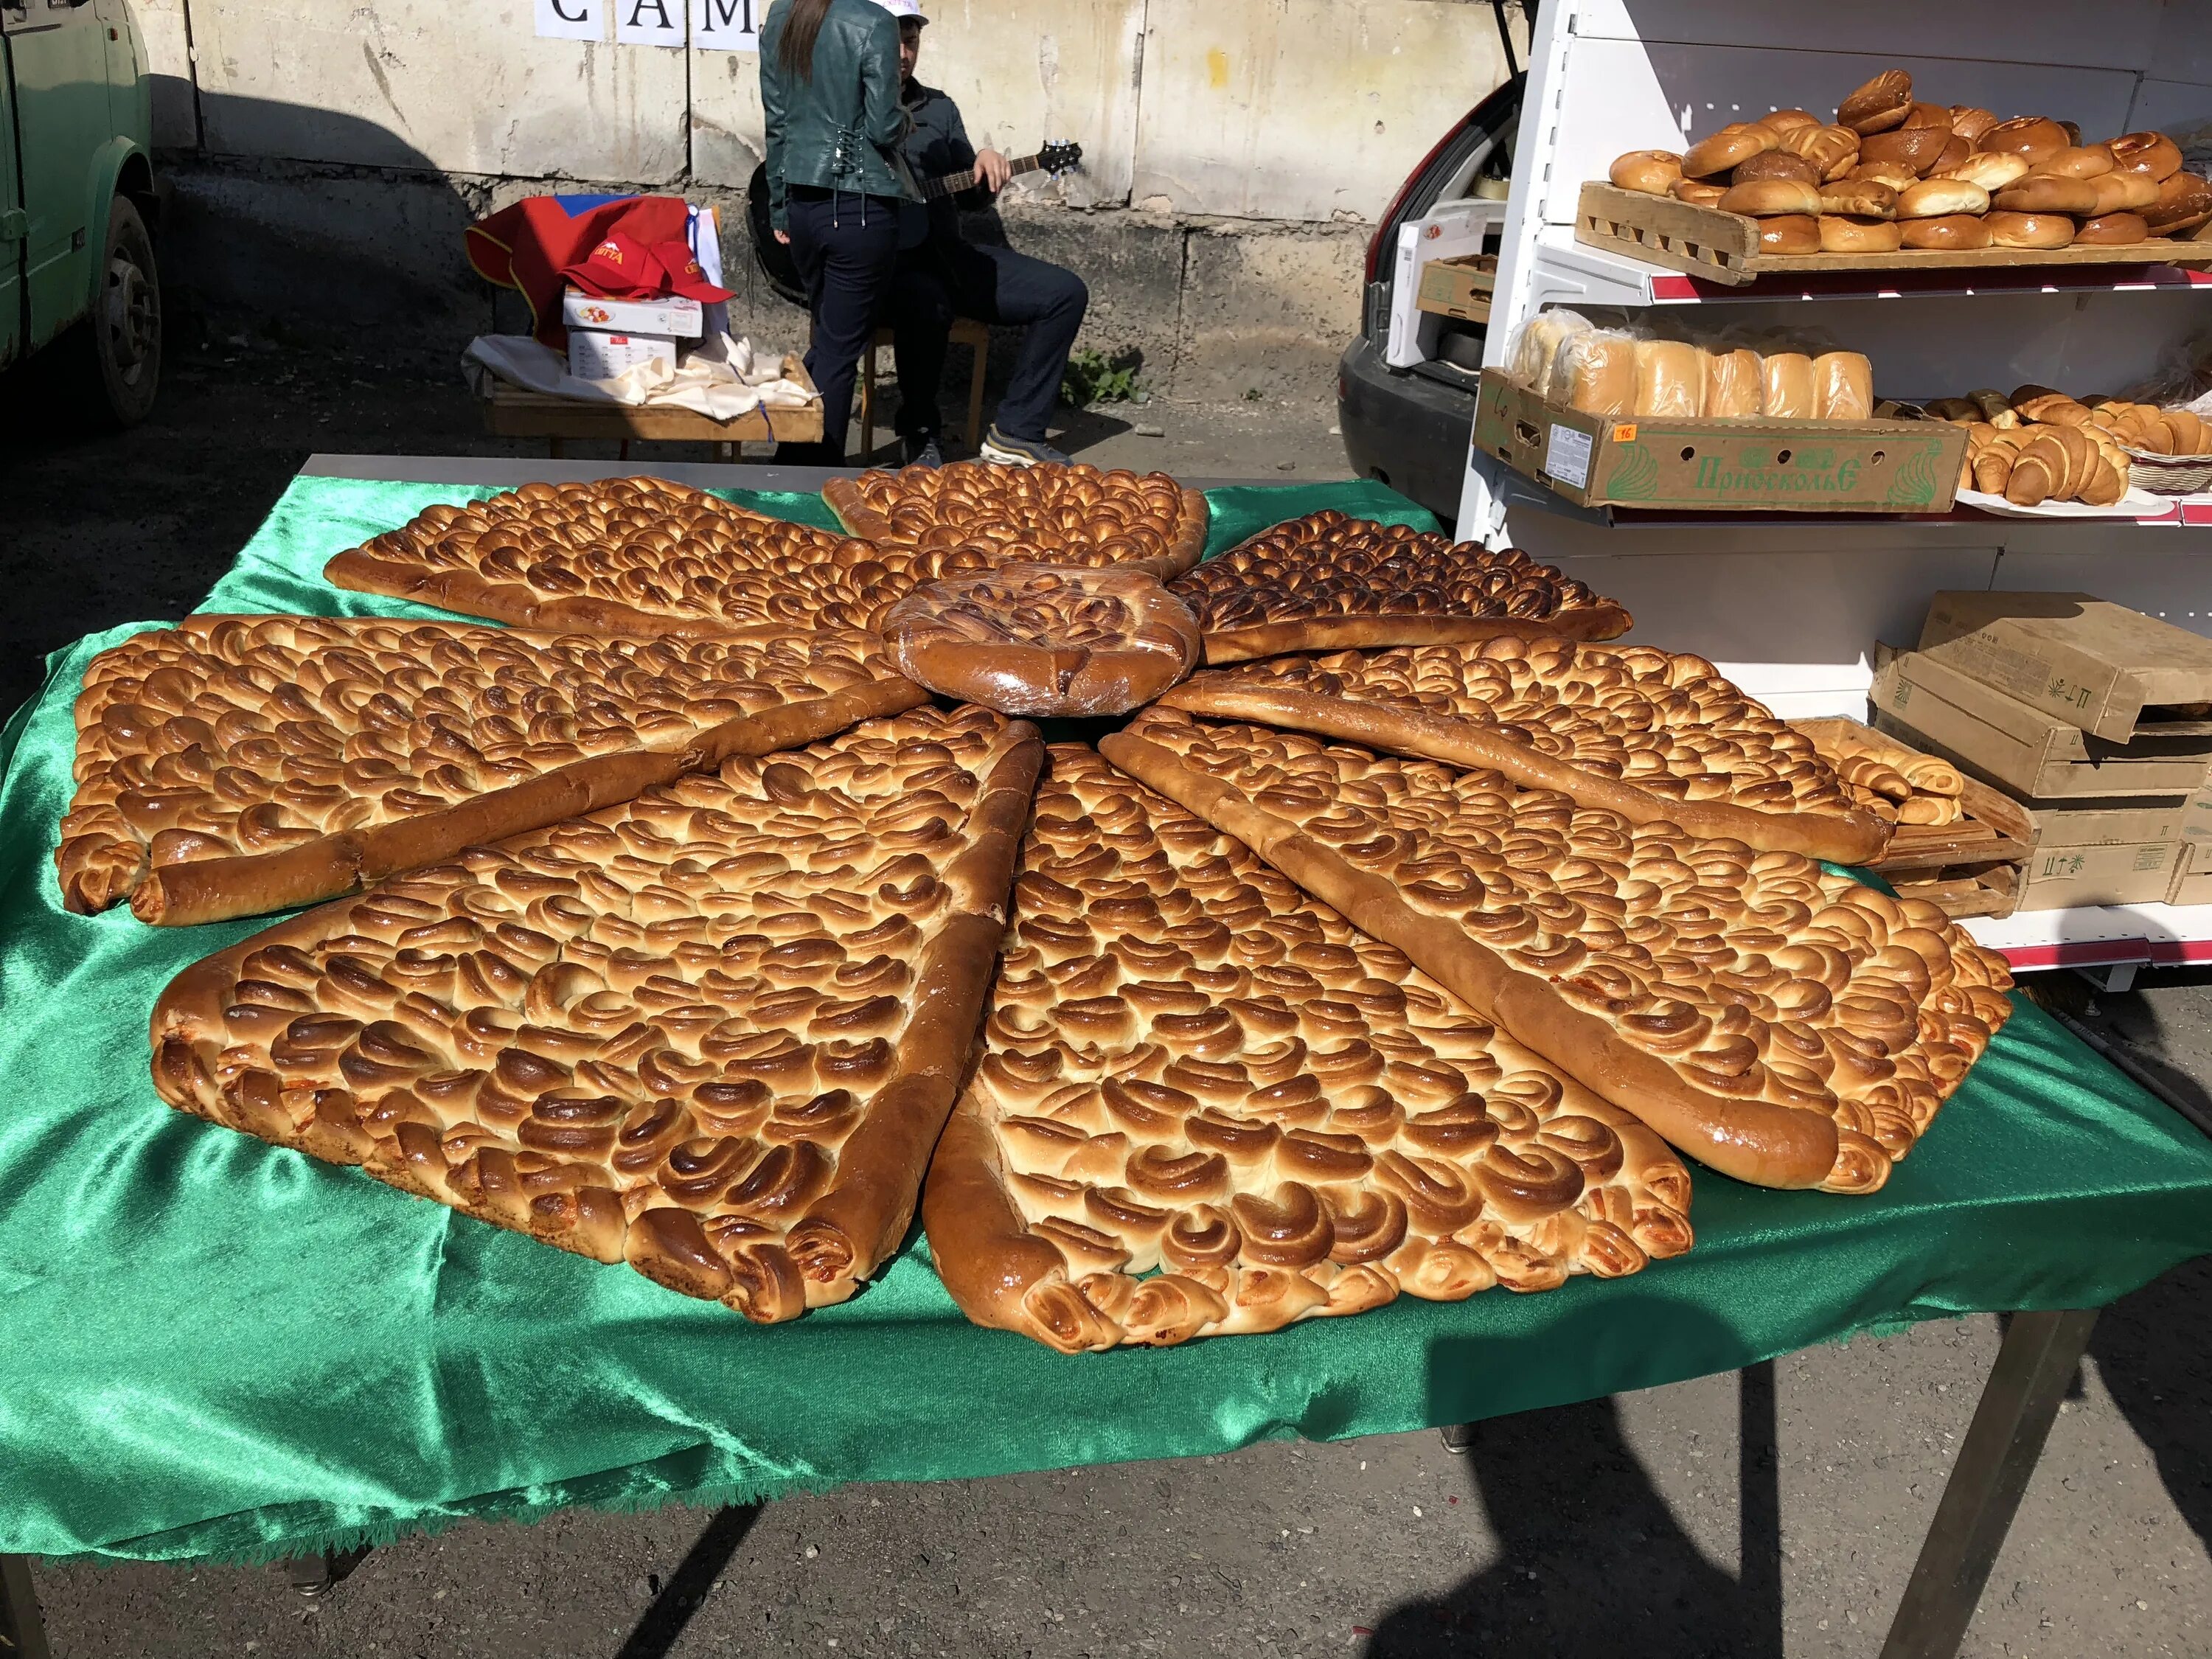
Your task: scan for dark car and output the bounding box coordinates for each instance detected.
[1337,74,1523,525]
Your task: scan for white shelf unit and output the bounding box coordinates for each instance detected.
[1451,0,2212,967]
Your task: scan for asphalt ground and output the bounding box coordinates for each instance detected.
[4,319,2209,1659]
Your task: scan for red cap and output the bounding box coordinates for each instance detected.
[652,240,734,302]
[559,232,669,299]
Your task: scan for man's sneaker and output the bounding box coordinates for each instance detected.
[978,425,1072,467]
[901,432,944,469]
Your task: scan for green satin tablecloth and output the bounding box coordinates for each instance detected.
[3,471,2208,1567]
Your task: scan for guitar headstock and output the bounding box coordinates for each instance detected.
[1036,139,1083,176]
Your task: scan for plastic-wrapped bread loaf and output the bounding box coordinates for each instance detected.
[1633,341,1705,418]
[1703,348,1764,419]
[1812,352,1874,420]
[1761,352,1816,420]
[1563,333,1638,417]
[1512,310,1587,393]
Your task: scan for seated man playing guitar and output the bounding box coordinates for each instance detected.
[880,0,1088,467]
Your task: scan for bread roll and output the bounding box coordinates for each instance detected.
[1980,117,2068,165]
[1670,178,1729,209]
[2143,173,2212,235]
[1819,215,1904,253]
[1938,151,2029,191]
[1986,211,2074,248]
[2030,144,2114,181]
[1837,70,1913,135]
[1704,347,1764,417]
[1851,162,1921,192]
[1610,150,1685,194]
[2076,212,2152,245]
[2017,394,2091,425]
[2164,409,2209,455]
[1684,123,1778,178]
[1565,335,1638,417]
[1819,180,1899,218]
[1860,105,1952,175]
[1902,213,1994,249]
[1719,178,1823,217]
[1993,176,2099,214]
[1758,108,1820,136]
[1633,340,1705,418]
[1967,389,2012,421]
[1929,133,1972,177]
[2109,131,2183,181]
[2088,171,2161,215]
[1756,215,1822,255]
[1896,178,1988,218]
[1948,106,1998,145]
[1761,352,1815,418]
[1812,351,1874,420]
[1732,150,1822,186]
[1777,123,1860,181]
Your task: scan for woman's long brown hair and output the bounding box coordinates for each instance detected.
[775,0,835,81]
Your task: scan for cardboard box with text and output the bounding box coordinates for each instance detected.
[1918,592,2212,743]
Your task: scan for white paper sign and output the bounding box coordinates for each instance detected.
[1544,422,1593,490]
[616,0,685,47]
[535,0,605,41]
[691,0,759,51]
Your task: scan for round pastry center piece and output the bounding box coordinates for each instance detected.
[883,563,1202,717]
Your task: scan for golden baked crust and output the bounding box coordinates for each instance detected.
[1099,712,2012,1195]
[882,564,1201,717]
[1161,638,1891,864]
[59,616,928,926]
[922,747,1693,1352]
[324,477,916,634]
[823,462,1208,580]
[1170,512,1632,661]
[150,706,1043,1321]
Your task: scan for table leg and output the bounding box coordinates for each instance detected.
[1878,1307,2098,1659]
[0,1553,51,1659]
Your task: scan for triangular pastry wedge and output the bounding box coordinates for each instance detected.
[60,616,927,925]
[1100,712,2012,1195]
[151,706,1043,1320]
[922,747,1694,1352]
[1160,638,1890,863]
[823,461,1208,580]
[1169,512,1632,663]
[324,477,920,634]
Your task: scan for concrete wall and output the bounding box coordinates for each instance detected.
[134,0,1522,398]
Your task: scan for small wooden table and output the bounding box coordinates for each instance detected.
[477,355,823,459]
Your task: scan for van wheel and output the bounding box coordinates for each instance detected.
[66,195,161,428]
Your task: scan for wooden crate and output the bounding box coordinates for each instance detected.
[1794,714,2037,918]
[1576,183,2212,288]
[479,355,823,453]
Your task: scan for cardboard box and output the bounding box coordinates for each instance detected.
[1470,372,1966,513]
[1870,651,2212,801]
[568,330,679,381]
[562,287,703,339]
[2185,777,2212,842]
[2014,839,2184,911]
[2170,842,2212,907]
[1917,592,2212,743]
[2030,799,2194,846]
[1415,255,1494,323]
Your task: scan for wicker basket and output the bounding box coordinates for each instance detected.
[2121,444,2212,495]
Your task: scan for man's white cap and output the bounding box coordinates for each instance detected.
[874,0,927,20]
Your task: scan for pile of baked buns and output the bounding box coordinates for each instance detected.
[1801,723,1970,827]
[1927,386,2211,505]
[1510,310,1874,420]
[1607,67,2211,255]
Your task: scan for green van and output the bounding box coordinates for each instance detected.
[2,0,160,423]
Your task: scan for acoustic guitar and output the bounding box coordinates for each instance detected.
[747,140,1084,304]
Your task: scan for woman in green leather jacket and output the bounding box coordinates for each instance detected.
[760,0,919,464]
